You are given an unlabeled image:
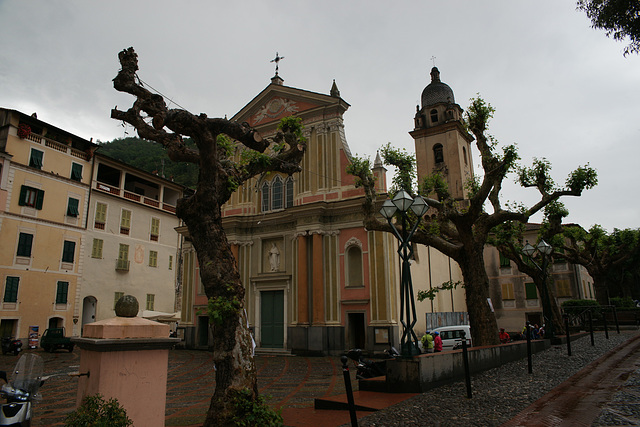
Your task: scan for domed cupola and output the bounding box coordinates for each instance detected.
[421,67,455,108]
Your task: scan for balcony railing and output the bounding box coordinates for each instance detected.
[95,182,177,214]
[115,259,130,271]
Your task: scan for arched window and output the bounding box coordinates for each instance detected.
[285,177,294,208]
[430,109,438,123]
[261,182,270,212]
[433,144,444,164]
[346,245,364,288]
[272,176,283,210]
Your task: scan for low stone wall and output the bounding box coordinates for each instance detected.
[382,339,551,393]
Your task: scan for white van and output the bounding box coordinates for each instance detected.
[432,325,472,351]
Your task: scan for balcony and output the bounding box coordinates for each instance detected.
[115,259,130,271]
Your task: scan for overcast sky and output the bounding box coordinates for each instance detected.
[1,1,638,232]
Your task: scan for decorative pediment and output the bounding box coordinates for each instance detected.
[232,82,349,128]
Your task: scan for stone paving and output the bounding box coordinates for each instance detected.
[0,348,357,426]
[1,337,639,426]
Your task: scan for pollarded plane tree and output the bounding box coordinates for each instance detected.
[559,224,638,305]
[111,47,305,426]
[489,202,572,336]
[348,97,597,347]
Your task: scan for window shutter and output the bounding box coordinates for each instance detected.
[67,198,79,216]
[19,186,28,206]
[56,281,69,304]
[62,241,75,263]
[71,163,83,181]
[35,189,45,210]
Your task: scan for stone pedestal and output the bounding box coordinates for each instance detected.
[73,315,179,427]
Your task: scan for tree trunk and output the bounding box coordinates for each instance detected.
[177,193,257,426]
[458,245,500,346]
[591,273,610,306]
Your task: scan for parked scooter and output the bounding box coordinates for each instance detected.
[0,353,44,426]
[346,346,399,379]
[1,338,22,356]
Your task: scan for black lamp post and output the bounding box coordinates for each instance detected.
[522,240,555,339]
[380,190,429,357]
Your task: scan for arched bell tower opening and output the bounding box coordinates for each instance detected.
[410,67,474,200]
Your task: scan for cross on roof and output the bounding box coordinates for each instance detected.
[271,52,285,75]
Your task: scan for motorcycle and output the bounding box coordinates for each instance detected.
[346,346,400,379]
[0,353,44,426]
[1,338,22,356]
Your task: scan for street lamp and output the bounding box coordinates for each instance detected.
[522,240,555,339]
[380,190,429,357]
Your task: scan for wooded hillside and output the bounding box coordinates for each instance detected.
[97,137,198,188]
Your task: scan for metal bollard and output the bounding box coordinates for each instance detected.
[564,314,572,356]
[526,321,532,374]
[341,355,358,427]
[461,331,472,398]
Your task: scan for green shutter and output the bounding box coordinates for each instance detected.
[121,210,131,228]
[71,163,83,181]
[19,186,28,206]
[91,239,103,258]
[525,282,538,299]
[3,277,19,303]
[29,149,43,168]
[56,281,69,304]
[499,252,511,268]
[62,241,75,263]
[67,198,79,217]
[35,189,44,210]
[95,203,107,223]
[16,233,33,257]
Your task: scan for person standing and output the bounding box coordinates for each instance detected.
[433,331,443,352]
[421,331,434,353]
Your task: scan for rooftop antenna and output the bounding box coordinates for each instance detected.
[271,52,285,76]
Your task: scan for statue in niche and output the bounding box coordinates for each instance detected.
[268,243,280,271]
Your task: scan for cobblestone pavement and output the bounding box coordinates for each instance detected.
[0,348,356,426]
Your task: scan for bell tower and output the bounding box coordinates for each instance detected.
[410,67,474,200]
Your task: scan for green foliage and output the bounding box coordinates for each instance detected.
[217,134,235,158]
[566,163,598,193]
[421,172,449,201]
[610,296,636,308]
[207,288,241,326]
[464,175,481,199]
[417,280,463,302]
[240,149,272,168]
[230,389,283,427]
[345,155,372,188]
[277,116,306,143]
[518,158,555,192]
[65,394,133,427]
[98,137,198,188]
[561,299,601,317]
[465,95,495,135]
[577,0,640,56]
[380,143,416,193]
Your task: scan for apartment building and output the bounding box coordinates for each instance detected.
[0,109,96,340]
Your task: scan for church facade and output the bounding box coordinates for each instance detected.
[178,67,477,354]
[178,74,402,355]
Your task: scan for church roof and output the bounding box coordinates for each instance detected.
[421,67,455,108]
